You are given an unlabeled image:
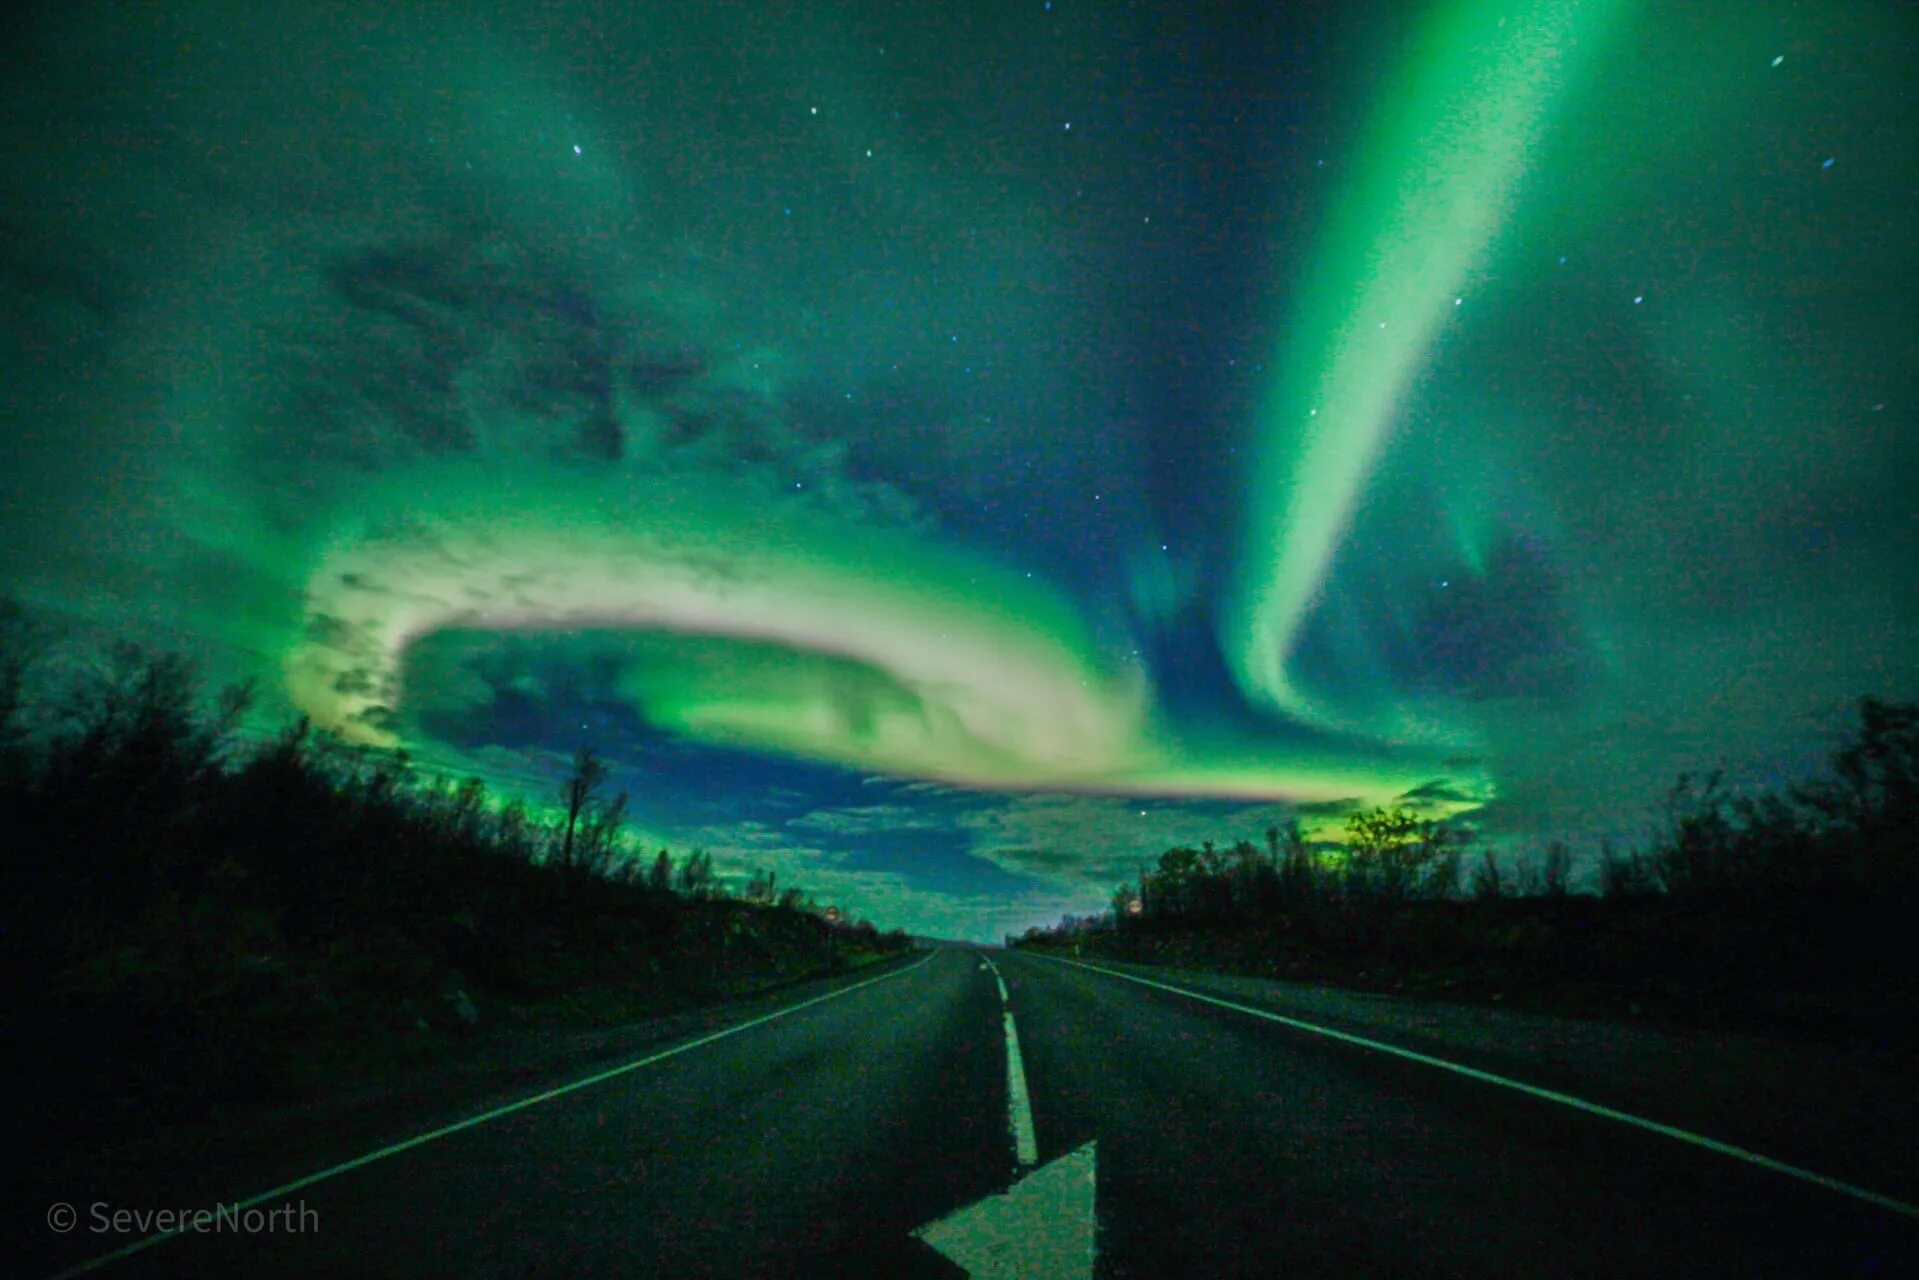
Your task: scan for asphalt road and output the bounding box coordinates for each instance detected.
[29,947,1919,1279]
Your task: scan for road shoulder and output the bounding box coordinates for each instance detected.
[1020,950,1919,1210]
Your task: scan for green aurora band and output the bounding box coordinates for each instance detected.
[288,464,1462,807]
[1226,0,1631,741]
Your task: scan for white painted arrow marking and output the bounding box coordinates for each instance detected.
[914,1142,1098,1280]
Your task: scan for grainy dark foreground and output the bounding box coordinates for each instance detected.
[26,949,1917,1279]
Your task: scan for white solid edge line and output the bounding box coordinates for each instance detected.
[47,953,936,1280]
[1043,955,1919,1221]
[1003,1010,1041,1167]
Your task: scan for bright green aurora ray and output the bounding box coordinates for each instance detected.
[1227,0,1631,737]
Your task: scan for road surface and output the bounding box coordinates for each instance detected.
[27,948,1918,1278]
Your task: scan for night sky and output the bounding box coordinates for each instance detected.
[3,0,1913,939]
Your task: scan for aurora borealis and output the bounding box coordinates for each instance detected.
[2,0,1913,938]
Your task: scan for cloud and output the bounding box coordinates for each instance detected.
[1393,778,1492,816]
[788,804,940,835]
[957,793,1305,897]
[691,840,1068,942]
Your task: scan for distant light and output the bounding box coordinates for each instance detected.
[572,144,582,155]
[1454,296,1463,306]
[1633,295,1644,304]
[1771,54,1784,67]
[1821,157,1835,169]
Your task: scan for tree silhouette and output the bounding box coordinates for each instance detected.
[557,746,610,873]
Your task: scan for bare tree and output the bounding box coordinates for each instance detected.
[575,787,628,877]
[677,848,715,898]
[1345,807,1452,905]
[1597,839,1655,898]
[1471,848,1506,900]
[0,596,44,748]
[1276,820,1315,904]
[1540,840,1574,897]
[557,746,609,873]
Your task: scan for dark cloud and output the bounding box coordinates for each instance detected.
[1396,780,1480,806]
[1295,798,1365,818]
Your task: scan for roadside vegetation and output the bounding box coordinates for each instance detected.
[0,602,907,1141]
[1013,697,1919,1042]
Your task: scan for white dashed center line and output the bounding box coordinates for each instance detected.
[980,953,1040,1168]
